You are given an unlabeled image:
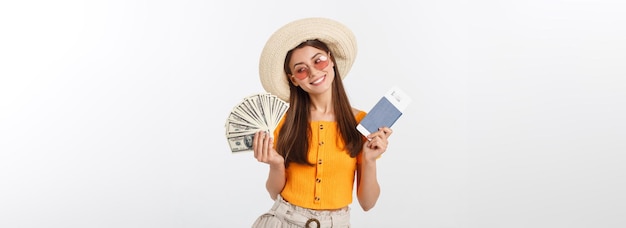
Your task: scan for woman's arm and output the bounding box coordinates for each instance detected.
[356,127,392,211]
[253,131,286,200]
[356,156,380,211]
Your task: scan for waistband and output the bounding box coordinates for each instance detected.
[271,195,350,227]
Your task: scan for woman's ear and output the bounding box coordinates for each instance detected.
[289,74,299,87]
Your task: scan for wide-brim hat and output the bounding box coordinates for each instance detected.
[259,17,357,102]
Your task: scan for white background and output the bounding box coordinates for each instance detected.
[1,0,625,227]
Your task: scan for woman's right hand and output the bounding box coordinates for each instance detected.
[253,131,284,166]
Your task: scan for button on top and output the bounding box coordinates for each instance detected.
[319,124,324,130]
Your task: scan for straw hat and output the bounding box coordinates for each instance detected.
[258,17,357,102]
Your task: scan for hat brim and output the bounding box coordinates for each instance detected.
[259,17,357,102]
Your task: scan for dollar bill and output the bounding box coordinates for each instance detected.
[228,134,255,152]
[226,120,260,134]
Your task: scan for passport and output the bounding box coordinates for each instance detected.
[357,86,412,137]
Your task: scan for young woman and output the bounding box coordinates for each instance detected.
[252,17,392,228]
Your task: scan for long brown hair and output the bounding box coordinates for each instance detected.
[276,39,363,167]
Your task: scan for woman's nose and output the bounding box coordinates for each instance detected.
[309,66,325,78]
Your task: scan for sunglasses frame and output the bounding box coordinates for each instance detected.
[291,53,331,80]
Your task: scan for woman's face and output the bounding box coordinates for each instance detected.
[287,46,335,96]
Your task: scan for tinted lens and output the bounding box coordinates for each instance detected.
[314,55,329,71]
[294,67,309,80]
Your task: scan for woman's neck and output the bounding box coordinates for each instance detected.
[309,92,334,121]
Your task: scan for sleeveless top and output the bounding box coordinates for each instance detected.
[273,111,367,210]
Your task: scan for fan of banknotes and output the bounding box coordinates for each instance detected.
[225,93,289,152]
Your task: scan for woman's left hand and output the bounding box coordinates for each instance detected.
[362,127,393,162]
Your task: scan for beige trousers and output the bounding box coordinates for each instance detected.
[252,195,351,228]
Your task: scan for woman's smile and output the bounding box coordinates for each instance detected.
[311,75,326,85]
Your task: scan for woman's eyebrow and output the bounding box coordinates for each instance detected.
[292,62,305,68]
[311,53,323,60]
